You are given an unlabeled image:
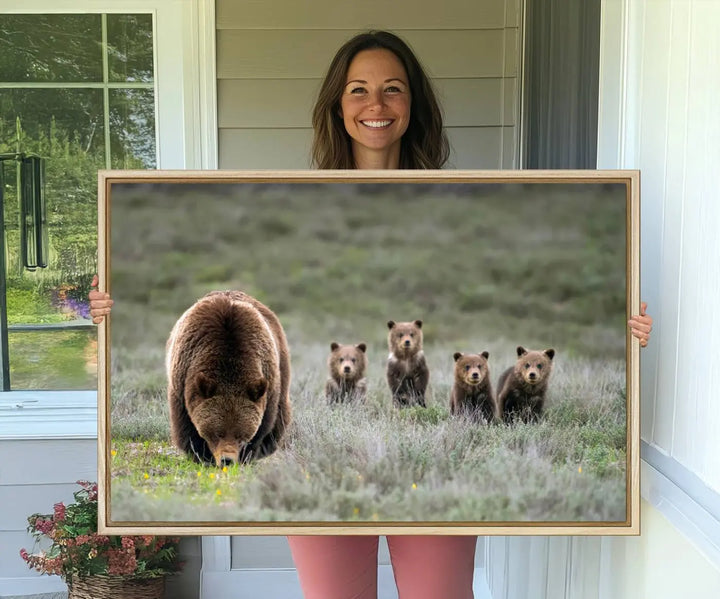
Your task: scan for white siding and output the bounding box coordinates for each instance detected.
[487,1,720,598]
[0,439,96,582]
[598,0,720,488]
[215,0,522,170]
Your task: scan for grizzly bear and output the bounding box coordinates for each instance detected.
[325,342,368,403]
[166,290,291,466]
[450,351,495,422]
[496,346,555,423]
[386,319,429,407]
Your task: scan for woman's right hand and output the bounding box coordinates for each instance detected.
[89,274,113,324]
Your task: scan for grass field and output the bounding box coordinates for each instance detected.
[107,181,629,524]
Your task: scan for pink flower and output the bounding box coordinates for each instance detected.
[121,537,135,550]
[107,547,137,576]
[53,502,66,521]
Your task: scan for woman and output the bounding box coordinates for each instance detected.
[90,30,653,599]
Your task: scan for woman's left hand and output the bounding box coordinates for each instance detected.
[628,301,652,347]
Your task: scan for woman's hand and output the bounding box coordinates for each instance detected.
[88,274,113,324]
[628,301,652,347]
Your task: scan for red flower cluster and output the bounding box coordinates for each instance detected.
[20,481,182,585]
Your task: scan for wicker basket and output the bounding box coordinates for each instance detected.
[67,575,165,599]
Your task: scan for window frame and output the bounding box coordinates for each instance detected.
[0,0,216,438]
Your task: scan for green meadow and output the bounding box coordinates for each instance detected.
[108,181,629,523]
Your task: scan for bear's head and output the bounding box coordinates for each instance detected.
[453,351,490,386]
[185,372,268,466]
[514,346,555,386]
[387,319,423,357]
[328,342,367,381]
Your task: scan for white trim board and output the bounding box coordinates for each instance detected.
[642,457,720,568]
[0,391,96,439]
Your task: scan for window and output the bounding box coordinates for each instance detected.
[0,12,156,390]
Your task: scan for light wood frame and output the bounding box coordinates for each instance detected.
[97,169,640,535]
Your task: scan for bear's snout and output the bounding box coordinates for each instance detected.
[471,371,479,379]
[343,365,352,374]
[528,372,537,380]
[403,339,411,347]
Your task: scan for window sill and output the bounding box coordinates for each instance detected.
[0,390,97,440]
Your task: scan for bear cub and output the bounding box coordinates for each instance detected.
[450,351,495,422]
[386,319,429,407]
[325,342,368,403]
[166,290,291,466]
[497,346,555,423]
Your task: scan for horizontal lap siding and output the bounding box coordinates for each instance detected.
[0,439,96,579]
[216,0,522,170]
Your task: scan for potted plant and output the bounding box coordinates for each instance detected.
[20,480,182,599]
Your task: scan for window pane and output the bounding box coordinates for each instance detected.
[0,12,156,390]
[107,14,154,83]
[0,88,106,156]
[0,14,102,82]
[1,88,103,390]
[110,89,156,168]
[9,329,97,390]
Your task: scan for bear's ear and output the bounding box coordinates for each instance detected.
[357,343,367,353]
[453,352,463,362]
[481,351,490,359]
[248,379,268,402]
[387,320,396,330]
[544,348,555,360]
[196,373,217,400]
[414,319,423,328]
[516,346,527,356]
[330,342,339,351]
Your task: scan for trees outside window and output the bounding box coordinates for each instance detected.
[0,13,156,389]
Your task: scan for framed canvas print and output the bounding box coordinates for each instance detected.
[97,170,640,535]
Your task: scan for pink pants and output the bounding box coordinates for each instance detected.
[287,535,477,599]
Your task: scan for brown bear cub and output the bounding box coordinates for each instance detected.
[325,342,368,403]
[166,290,291,466]
[386,319,429,407]
[450,351,495,422]
[497,346,555,423]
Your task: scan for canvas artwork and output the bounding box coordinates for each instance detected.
[97,170,640,535]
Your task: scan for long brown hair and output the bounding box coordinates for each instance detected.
[311,31,449,170]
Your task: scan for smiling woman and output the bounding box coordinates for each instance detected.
[339,48,411,169]
[310,30,448,170]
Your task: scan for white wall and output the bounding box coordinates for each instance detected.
[487,0,720,596]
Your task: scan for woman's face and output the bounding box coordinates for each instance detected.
[339,48,411,164]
